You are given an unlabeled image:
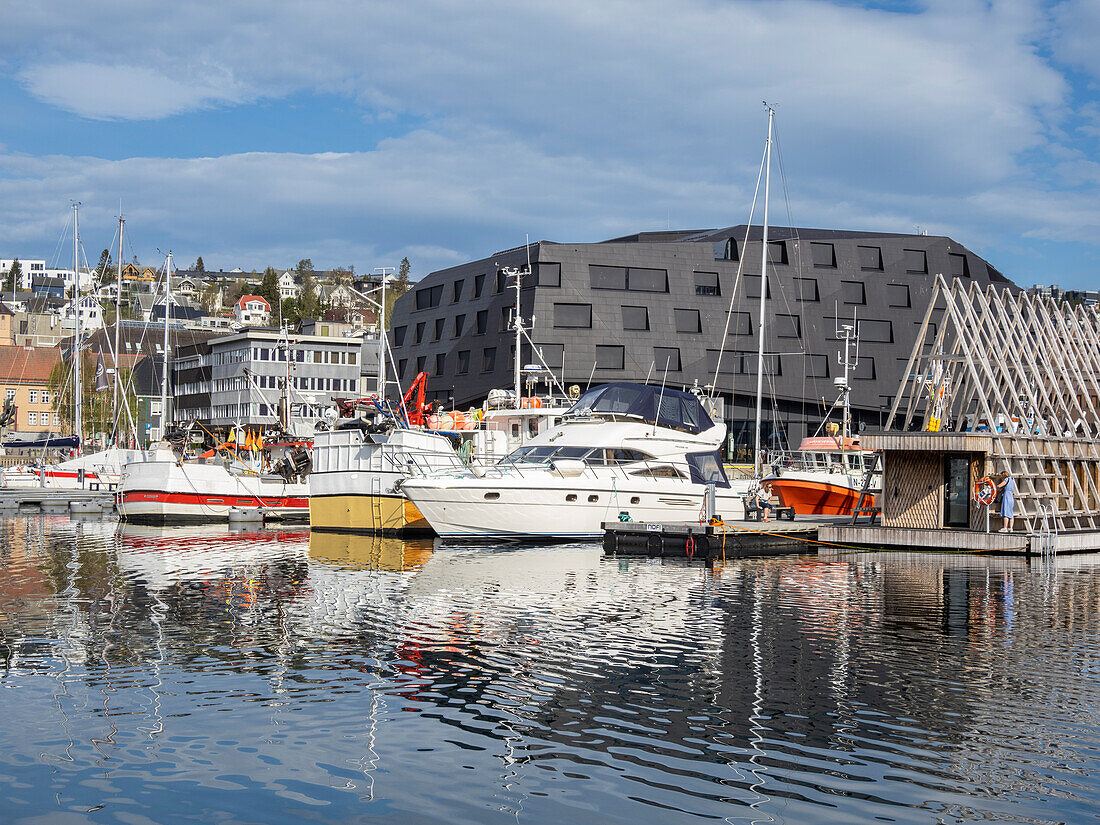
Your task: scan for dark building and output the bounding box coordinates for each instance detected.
[388,226,1017,457]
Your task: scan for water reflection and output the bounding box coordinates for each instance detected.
[1,515,1099,824]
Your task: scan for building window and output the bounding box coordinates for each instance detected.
[857,319,893,343]
[433,318,445,341]
[589,265,668,292]
[481,347,497,372]
[476,310,488,335]
[810,242,836,268]
[949,253,970,278]
[453,314,466,337]
[705,350,737,375]
[499,306,514,332]
[858,245,883,271]
[415,322,426,344]
[29,390,38,404]
[5,389,13,402]
[590,265,626,290]
[886,284,910,308]
[452,279,465,302]
[904,249,928,274]
[42,390,50,404]
[595,345,625,370]
[398,358,407,378]
[726,311,752,336]
[841,281,866,305]
[553,303,592,328]
[622,305,649,331]
[806,355,829,378]
[435,353,446,375]
[28,412,37,426]
[536,343,564,369]
[795,277,819,302]
[415,284,444,310]
[694,271,720,296]
[495,270,508,293]
[653,347,681,371]
[776,314,801,338]
[674,309,702,334]
[854,357,876,380]
[537,262,561,287]
[456,350,470,374]
[768,241,788,265]
[473,274,486,298]
[744,275,771,299]
[713,238,738,261]
[416,356,426,374]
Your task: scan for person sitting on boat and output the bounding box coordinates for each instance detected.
[753,483,775,522]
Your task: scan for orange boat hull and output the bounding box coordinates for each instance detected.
[768,478,874,516]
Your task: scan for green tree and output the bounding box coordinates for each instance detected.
[199,281,222,313]
[258,267,280,306]
[6,258,22,294]
[385,257,412,328]
[296,258,314,276]
[193,256,206,277]
[95,249,113,284]
[298,273,321,320]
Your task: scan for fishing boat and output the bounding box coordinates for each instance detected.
[763,318,880,515]
[400,382,751,541]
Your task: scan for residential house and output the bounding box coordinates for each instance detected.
[234,295,271,326]
[0,303,12,345]
[278,270,301,301]
[31,276,67,300]
[62,294,104,332]
[0,345,61,435]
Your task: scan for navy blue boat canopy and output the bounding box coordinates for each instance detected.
[1,435,80,450]
[566,383,713,434]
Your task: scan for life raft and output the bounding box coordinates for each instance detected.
[974,476,997,506]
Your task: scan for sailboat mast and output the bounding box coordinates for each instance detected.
[160,252,172,437]
[514,244,528,408]
[113,213,124,446]
[72,203,82,453]
[752,107,774,478]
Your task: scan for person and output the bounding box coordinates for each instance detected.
[996,472,1015,532]
[754,483,775,522]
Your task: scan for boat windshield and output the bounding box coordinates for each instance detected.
[506,445,656,465]
[565,383,713,434]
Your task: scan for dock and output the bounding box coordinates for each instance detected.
[0,488,117,514]
[602,517,845,561]
[819,523,1100,556]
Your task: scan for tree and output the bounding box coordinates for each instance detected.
[193,256,206,278]
[258,267,280,306]
[5,258,21,294]
[296,258,314,276]
[199,281,222,313]
[298,273,321,320]
[95,249,113,284]
[385,256,413,328]
[331,266,353,286]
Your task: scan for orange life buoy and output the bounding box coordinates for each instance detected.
[974,476,996,506]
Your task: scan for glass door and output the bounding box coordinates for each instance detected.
[943,454,970,527]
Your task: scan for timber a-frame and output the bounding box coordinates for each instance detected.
[882,275,1100,533]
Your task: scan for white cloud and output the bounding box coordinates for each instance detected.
[19,63,243,120]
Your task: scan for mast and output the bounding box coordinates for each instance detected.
[752,106,774,478]
[375,267,393,400]
[514,250,525,408]
[160,252,172,438]
[113,212,124,446]
[72,203,82,453]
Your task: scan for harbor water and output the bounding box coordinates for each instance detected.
[2,514,1100,824]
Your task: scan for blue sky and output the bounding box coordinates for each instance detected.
[0,0,1097,289]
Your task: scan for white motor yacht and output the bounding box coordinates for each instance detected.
[400,383,752,541]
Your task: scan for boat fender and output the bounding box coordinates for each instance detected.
[685,535,695,559]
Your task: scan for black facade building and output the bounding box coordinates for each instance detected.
[388,226,1017,456]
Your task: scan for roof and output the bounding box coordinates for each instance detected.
[0,345,61,384]
[236,294,270,310]
[566,382,714,435]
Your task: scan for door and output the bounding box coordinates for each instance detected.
[943,454,970,528]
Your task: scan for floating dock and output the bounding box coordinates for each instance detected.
[602,517,843,561]
[819,523,1100,556]
[0,488,116,514]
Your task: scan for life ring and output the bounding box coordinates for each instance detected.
[974,476,996,506]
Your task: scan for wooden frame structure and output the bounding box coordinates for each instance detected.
[883,275,1100,533]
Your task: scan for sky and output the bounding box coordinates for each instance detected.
[0,0,1098,288]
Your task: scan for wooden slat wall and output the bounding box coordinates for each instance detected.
[883,451,942,529]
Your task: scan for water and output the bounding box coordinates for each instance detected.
[2,515,1100,825]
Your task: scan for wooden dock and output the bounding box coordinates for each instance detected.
[820,522,1100,556]
[602,517,845,561]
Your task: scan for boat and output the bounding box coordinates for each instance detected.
[763,318,880,515]
[400,382,752,541]
[117,434,312,524]
[35,446,143,489]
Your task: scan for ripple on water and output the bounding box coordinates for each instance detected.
[2,516,1100,824]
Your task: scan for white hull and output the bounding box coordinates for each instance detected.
[118,452,309,524]
[36,448,142,489]
[403,472,752,540]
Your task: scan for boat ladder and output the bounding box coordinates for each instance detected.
[370,475,383,532]
[849,452,882,525]
[1035,503,1058,559]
